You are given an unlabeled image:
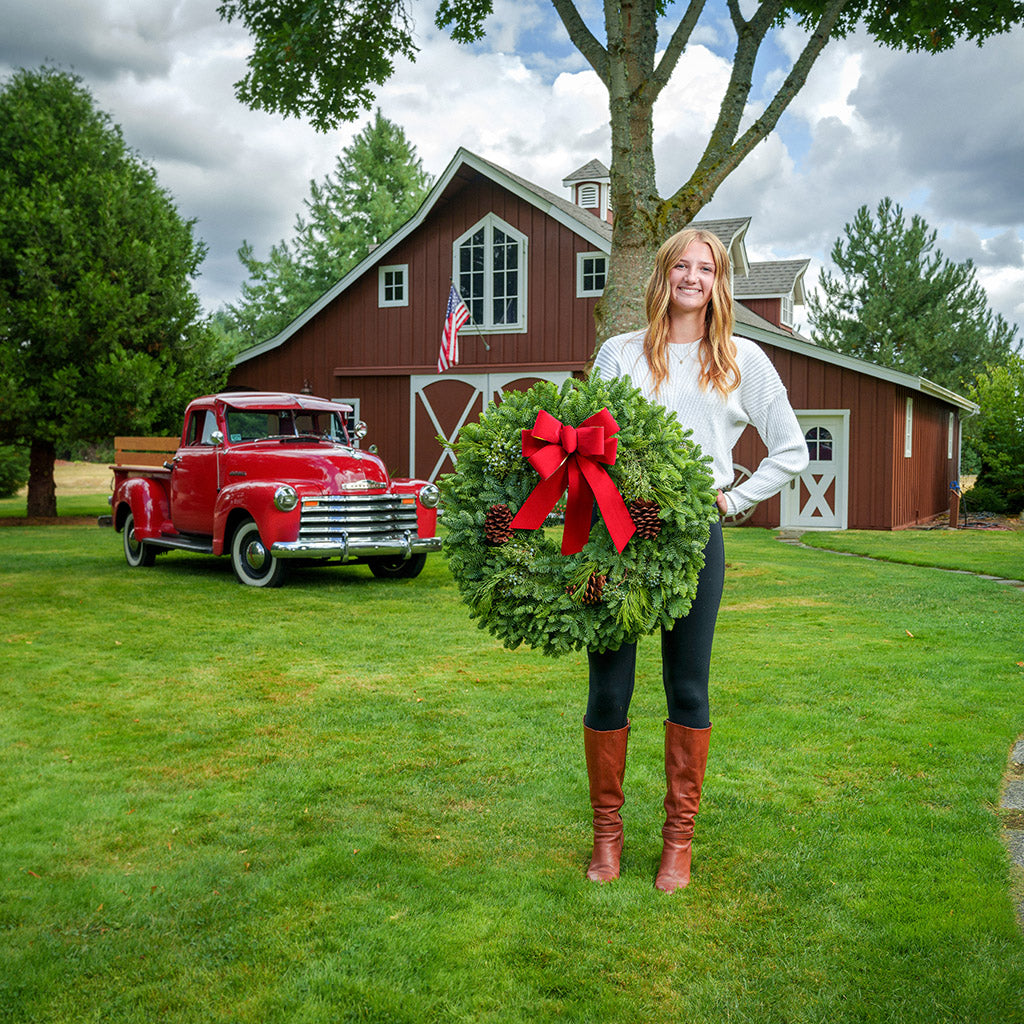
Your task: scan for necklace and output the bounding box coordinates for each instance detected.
[669,338,702,361]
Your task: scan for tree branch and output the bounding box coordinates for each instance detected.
[663,0,850,221]
[649,0,709,101]
[551,0,609,83]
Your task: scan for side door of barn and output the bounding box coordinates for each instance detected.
[780,410,850,530]
[409,372,573,482]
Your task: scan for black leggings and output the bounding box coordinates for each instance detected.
[585,521,725,731]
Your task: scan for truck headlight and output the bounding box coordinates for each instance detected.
[418,483,440,509]
[274,485,299,512]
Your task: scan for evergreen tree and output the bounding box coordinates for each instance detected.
[964,354,1024,514]
[0,66,228,517]
[224,110,433,345]
[807,199,1018,391]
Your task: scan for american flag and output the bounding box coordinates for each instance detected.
[438,284,470,372]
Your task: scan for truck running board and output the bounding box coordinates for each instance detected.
[148,535,215,555]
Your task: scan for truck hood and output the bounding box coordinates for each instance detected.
[223,443,390,491]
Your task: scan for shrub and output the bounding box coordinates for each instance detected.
[963,481,1008,515]
[0,444,30,498]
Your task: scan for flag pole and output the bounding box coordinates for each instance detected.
[451,279,490,351]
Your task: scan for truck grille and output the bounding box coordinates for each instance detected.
[298,494,419,543]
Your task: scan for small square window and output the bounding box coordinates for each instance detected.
[577,252,607,298]
[379,265,408,307]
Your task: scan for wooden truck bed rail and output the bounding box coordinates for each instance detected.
[112,436,178,473]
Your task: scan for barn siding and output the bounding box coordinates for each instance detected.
[722,342,958,530]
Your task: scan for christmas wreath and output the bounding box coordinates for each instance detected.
[439,373,717,657]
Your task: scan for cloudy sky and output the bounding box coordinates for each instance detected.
[3,0,1022,337]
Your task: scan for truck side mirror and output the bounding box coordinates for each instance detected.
[210,430,224,447]
[353,421,368,440]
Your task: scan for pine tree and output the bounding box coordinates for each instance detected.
[807,199,1018,392]
[224,110,433,344]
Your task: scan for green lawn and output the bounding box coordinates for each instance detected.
[2,524,1023,1023]
[802,527,1024,580]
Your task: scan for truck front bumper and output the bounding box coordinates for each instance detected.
[270,533,442,561]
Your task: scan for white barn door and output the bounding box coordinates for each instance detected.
[410,372,572,482]
[781,411,849,530]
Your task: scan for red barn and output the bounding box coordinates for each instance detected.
[229,149,977,530]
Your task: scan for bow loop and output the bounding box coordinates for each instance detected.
[510,408,636,555]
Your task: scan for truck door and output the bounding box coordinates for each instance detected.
[170,408,220,535]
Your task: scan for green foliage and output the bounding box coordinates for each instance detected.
[807,198,1018,392]
[223,109,433,346]
[0,444,29,498]
[439,374,716,656]
[0,66,230,509]
[965,354,1024,514]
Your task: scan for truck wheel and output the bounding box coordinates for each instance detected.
[123,512,156,568]
[368,554,427,579]
[231,518,287,587]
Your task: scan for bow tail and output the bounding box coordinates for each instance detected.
[510,466,568,532]
[580,458,636,553]
[561,460,594,555]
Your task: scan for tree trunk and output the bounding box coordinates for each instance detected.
[591,0,664,360]
[26,439,57,517]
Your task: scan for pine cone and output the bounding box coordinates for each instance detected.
[484,503,514,545]
[628,499,662,540]
[582,573,607,605]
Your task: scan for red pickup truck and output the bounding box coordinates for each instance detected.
[109,391,441,587]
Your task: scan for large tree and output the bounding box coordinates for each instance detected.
[223,109,433,345]
[807,198,1018,391]
[217,0,1024,348]
[0,67,228,517]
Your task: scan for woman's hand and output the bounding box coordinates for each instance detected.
[716,490,728,515]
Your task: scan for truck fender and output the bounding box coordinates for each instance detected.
[211,481,302,556]
[113,476,172,539]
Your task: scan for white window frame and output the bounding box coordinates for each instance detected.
[452,214,527,333]
[947,412,955,460]
[904,397,914,458]
[378,265,408,308]
[780,294,794,327]
[332,397,362,446]
[576,252,608,298]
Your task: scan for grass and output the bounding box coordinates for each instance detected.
[1,522,1023,1023]
[802,528,1024,580]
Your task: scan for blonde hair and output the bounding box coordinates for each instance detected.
[642,227,739,396]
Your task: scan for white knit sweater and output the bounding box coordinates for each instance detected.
[593,330,809,515]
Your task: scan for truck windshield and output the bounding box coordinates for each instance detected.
[225,408,350,444]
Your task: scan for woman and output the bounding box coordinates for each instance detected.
[584,227,808,892]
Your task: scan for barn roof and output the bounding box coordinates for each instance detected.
[733,259,810,303]
[562,159,610,184]
[232,148,976,413]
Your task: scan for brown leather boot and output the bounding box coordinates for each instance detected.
[655,721,711,893]
[583,720,629,882]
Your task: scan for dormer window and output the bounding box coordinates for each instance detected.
[781,294,794,327]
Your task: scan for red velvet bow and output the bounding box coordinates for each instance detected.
[509,407,636,555]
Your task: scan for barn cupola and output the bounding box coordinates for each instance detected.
[563,159,612,224]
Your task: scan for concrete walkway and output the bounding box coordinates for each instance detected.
[778,530,1024,929]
